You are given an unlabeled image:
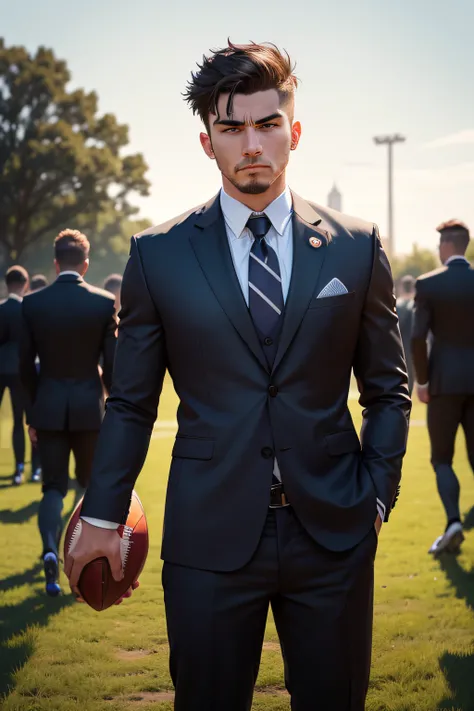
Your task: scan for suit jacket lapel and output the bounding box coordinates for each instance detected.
[272,193,329,373]
[190,195,269,373]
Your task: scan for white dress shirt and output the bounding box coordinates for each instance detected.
[83,188,294,530]
[8,293,23,302]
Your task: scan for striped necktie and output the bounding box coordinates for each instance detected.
[247,214,284,336]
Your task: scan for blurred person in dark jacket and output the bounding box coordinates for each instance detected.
[412,219,474,557]
[20,229,117,595]
[396,275,415,395]
[0,266,29,484]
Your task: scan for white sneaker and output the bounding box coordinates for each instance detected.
[429,522,464,557]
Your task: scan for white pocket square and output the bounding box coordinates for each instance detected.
[317,278,349,299]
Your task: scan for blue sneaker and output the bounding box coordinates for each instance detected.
[43,552,61,597]
[12,463,24,485]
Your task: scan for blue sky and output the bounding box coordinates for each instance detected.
[2,0,474,253]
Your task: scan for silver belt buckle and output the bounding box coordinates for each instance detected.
[269,483,290,509]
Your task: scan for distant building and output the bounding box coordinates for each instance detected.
[327,183,342,212]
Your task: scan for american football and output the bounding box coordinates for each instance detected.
[64,490,148,611]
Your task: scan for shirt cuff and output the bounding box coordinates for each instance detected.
[417,382,429,390]
[376,498,386,522]
[81,516,119,530]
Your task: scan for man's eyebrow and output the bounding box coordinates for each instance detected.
[213,112,282,127]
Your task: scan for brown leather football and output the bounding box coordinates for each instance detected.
[64,490,148,611]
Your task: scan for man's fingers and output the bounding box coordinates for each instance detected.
[132,580,140,590]
[109,558,124,582]
[68,560,85,590]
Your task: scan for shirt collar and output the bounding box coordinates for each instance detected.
[8,293,23,302]
[57,270,83,279]
[220,187,293,240]
[445,255,469,266]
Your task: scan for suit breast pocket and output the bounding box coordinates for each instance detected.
[308,291,356,310]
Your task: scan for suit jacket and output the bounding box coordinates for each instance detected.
[396,296,414,386]
[0,297,23,376]
[81,193,411,571]
[20,274,117,431]
[412,258,474,394]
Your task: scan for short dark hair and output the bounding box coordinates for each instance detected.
[184,41,297,132]
[5,265,28,288]
[54,229,90,269]
[400,274,415,295]
[437,219,470,254]
[30,274,49,291]
[103,274,123,294]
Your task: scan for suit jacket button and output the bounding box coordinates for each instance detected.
[261,447,274,459]
[264,337,273,346]
[268,385,278,397]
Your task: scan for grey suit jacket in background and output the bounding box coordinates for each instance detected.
[412,259,474,394]
[20,274,117,431]
[0,298,23,376]
[82,193,411,571]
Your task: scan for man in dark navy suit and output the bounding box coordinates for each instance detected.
[0,265,29,484]
[412,219,474,557]
[20,229,116,596]
[66,42,410,710]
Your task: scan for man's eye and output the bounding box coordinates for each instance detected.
[223,127,239,133]
[259,123,277,130]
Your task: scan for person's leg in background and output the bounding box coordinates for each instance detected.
[70,431,99,505]
[30,440,42,483]
[3,375,25,485]
[427,395,465,555]
[461,396,474,531]
[36,431,70,596]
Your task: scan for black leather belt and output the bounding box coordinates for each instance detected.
[269,483,290,508]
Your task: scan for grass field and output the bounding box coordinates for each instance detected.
[1,378,474,711]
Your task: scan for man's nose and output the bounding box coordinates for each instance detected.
[243,128,263,157]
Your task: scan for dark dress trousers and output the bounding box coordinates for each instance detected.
[412,259,474,505]
[0,297,26,467]
[20,274,117,495]
[82,194,410,710]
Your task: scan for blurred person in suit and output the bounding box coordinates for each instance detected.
[396,275,415,394]
[65,42,410,710]
[25,274,50,482]
[0,266,30,484]
[20,229,117,596]
[412,220,474,557]
[30,274,49,292]
[103,274,123,315]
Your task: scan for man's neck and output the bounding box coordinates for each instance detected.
[222,174,287,212]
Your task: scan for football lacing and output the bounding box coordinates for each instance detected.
[68,520,82,554]
[120,525,133,569]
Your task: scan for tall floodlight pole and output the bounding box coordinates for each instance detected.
[373,133,406,256]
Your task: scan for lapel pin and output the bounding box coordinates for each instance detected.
[309,236,322,249]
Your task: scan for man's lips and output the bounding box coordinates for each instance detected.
[238,164,270,171]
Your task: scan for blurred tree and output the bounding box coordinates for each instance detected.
[0,39,150,265]
[391,244,438,281]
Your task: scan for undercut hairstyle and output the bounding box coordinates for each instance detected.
[437,219,470,254]
[30,274,49,291]
[5,265,28,288]
[54,229,90,269]
[104,274,123,293]
[400,274,415,295]
[184,41,297,132]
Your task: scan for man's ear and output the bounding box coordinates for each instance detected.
[291,121,302,150]
[200,132,215,159]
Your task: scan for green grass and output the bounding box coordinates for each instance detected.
[1,379,474,710]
